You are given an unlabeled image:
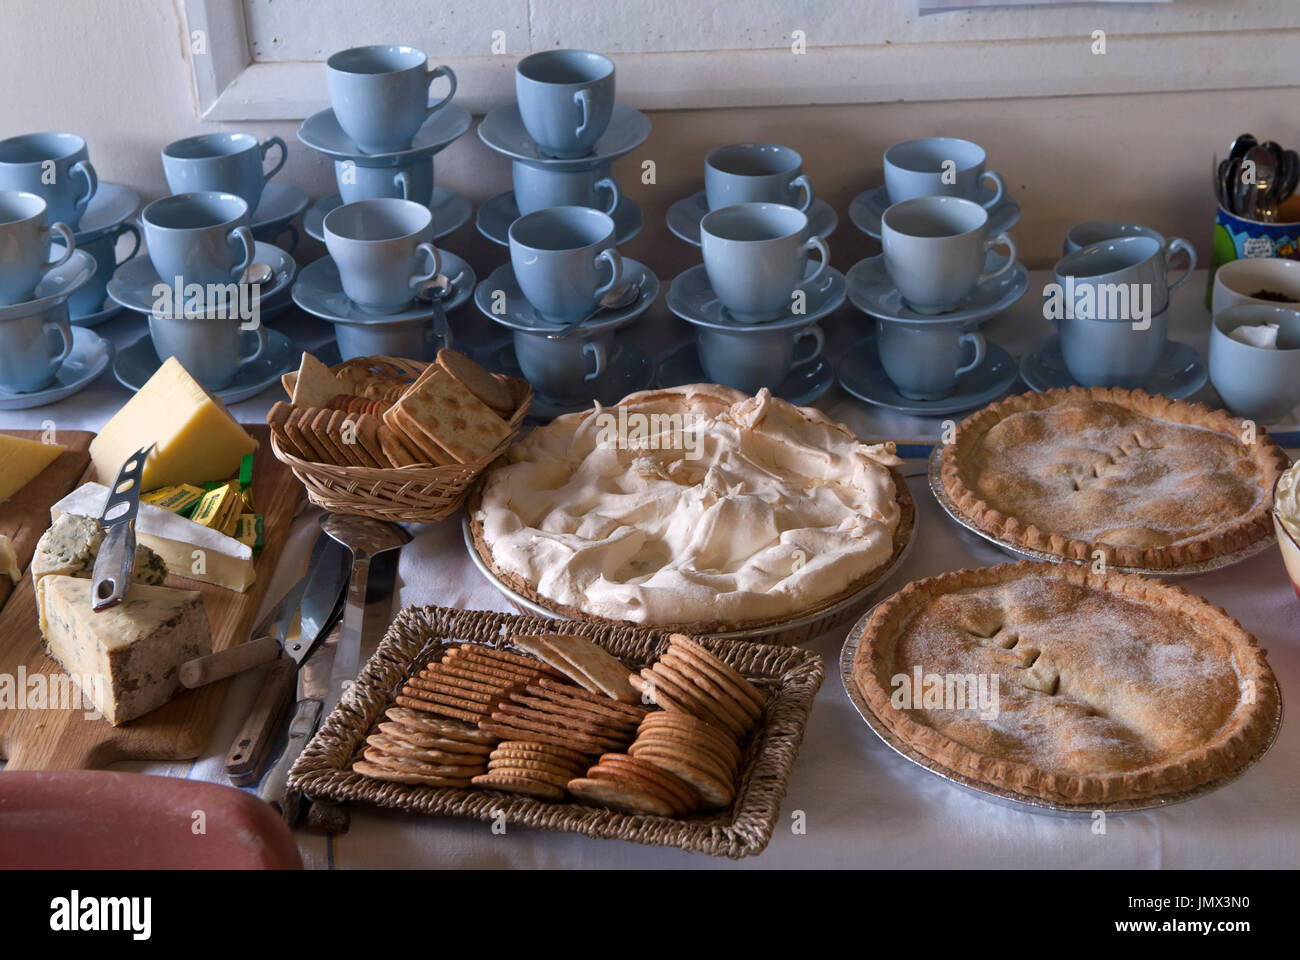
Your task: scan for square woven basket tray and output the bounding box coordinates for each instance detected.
[289,604,825,858]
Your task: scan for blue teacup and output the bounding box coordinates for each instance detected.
[323,198,440,315]
[513,329,608,401]
[1059,304,1169,389]
[0,299,74,393]
[148,311,267,391]
[877,316,986,400]
[0,132,98,229]
[141,192,254,288]
[508,206,623,324]
[162,132,288,213]
[1209,303,1300,422]
[697,323,823,395]
[335,158,434,205]
[515,50,614,159]
[0,190,76,305]
[883,137,1004,209]
[704,143,814,213]
[57,222,139,317]
[333,310,452,362]
[512,161,618,216]
[326,45,457,154]
[700,202,829,324]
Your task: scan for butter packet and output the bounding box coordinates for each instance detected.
[235,513,265,554]
[141,483,205,518]
[192,480,243,537]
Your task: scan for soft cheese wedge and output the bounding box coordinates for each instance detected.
[0,534,17,582]
[0,432,65,502]
[88,356,257,489]
[52,483,255,592]
[37,575,212,725]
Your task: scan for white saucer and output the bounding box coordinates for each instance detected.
[489,341,656,418]
[666,262,846,331]
[114,327,295,403]
[656,340,834,406]
[108,241,297,315]
[292,250,474,322]
[846,252,1029,326]
[666,190,838,247]
[303,187,472,243]
[1020,335,1209,399]
[478,103,651,171]
[473,259,659,333]
[297,104,471,164]
[476,191,643,247]
[0,327,113,409]
[838,333,1020,416]
[0,250,96,321]
[849,183,1022,239]
[74,183,140,242]
[250,183,309,231]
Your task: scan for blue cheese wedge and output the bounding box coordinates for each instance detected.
[36,575,212,725]
[30,513,167,590]
[51,482,255,592]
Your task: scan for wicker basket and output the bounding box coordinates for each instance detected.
[267,355,533,524]
[289,605,825,858]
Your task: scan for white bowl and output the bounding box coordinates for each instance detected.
[1212,257,1300,317]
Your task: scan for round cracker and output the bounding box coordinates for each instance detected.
[352,760,473,788]
[487,757,584,780]
[638,710,741,754]
[566,777,675,817]
[661,649,761,725]
[629,733,738,776]
[629,747,735,809]
[648,662,746,738]
[470,773,566,801]
[594,754,698,815]
[387,705,498,741]
[667,634,764,710]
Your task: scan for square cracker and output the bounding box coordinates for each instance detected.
[509,634,637,703]
[436,348,514,414]
[382,404,455,465]
[387,367,511,463]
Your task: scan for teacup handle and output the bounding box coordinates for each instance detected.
[791,325,825,371]
[226,225,255,281]
[394,170,413,200]
[43,315,74,369]
[980,170,1005,210]
[978,231,1017,283]
[260,136,288,183]
[595,176,620,216]
[801,235,830,287]
[111,223,142,266]
[789,174,816,214]
[42,222,76,269]
[1164,237,1197,293]
[592,248,623,299]
[71,159,97,216]
[408,242,441,290]
[582,340,606,382]
[424,65,457,119]
[237,324,268,368]
[955,332,986,377]
[573,89,593,138]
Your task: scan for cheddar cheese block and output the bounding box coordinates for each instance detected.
[0,432,65,502]
[88,357,257,489]
[37,575,212,725]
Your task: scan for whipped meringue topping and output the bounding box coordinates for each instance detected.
[475,384,903,626]
[1275,459,1300,540]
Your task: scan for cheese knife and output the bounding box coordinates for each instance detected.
[89,444,153,612]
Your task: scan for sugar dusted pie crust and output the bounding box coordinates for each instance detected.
[940,387,1289,568]
[470,384,913,635]
[852,561,1279,803]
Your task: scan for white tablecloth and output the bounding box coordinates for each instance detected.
[5,269,1298,869]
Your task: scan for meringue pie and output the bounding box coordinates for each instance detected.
[940,387,1289,568]
[471,384,912,632]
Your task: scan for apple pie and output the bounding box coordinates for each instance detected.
[470,384,913,634]
[940,387,1289,568]
[852,562,1278,803]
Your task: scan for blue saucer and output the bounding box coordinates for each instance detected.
[478,103,651,171]
[71,293,126,328]
[473,259,659,333]
[1019,335,1209,399]
[489,340,655,418]
[114,327,295,404]
[0,328,113,409]
[0,250,96,321]
[666,262,846,331]
[666,190,838,247]
[292,249,474,321]
[476,191,643,247]
[108,241,297,316]
[849,182,1022,239]
[838,333,1019,416]
[250,182,309,232]
[74,183,140,242]
[656,340,834,406]
[303,187,472,243]
[297,104,471,164]
[846,252,1028,326]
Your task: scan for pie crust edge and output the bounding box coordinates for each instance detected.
[850,560,1279,804]
[938,386,1290,569]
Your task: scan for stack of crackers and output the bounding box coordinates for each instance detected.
[353,707,498,788]
[268,348,524,470]
[395,644,568,723]
[472,741,590,801]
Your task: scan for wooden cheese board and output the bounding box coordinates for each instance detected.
[0,425,304,769]
[0,431,94,615]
